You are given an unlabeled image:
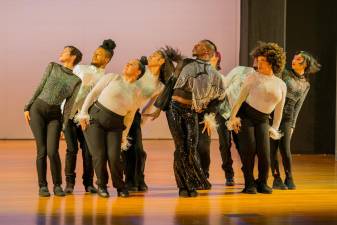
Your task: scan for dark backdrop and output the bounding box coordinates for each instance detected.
[240,0,337,154]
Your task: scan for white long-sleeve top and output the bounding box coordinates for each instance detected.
[79,73,141,128]
[241,71,287,129]
[121,68,164,140]
[219,66,255,119]
[136,68,164,107]
[69,64,105,119]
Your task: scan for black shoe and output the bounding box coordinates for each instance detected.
[196,183,212,190]
[85,185,98,194]
[242,186,257,194]
[65,183,74,195]
[39,186,50,197]
[272,177,287,190]
[179,189,189,197]
[284,177,296,190]
[188,189,198,197]
[53,185,66,197]
[138,183,148,192]
[117,188,129,198]
[256,183,273,194]
[205,172,210,179]
[225,177,235,186]
[97,187,109,198]
[127,186,139,192]
[126,182,138,192]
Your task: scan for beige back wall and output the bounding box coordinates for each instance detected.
[1,0,240,139]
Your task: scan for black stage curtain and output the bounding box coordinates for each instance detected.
[240,0,286,67]
[240,0,337,154]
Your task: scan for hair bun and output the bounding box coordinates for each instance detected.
[102,39,116,52]
[139,56,148,66]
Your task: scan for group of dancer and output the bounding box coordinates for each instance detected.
[24,38,321,198]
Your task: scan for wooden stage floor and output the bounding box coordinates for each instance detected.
[0,140,337,225]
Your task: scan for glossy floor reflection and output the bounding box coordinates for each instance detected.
[0,140,337,225]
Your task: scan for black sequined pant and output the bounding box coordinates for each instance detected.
[196,112,211,179]
[167,101,211,191]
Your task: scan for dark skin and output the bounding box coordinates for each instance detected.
[91,47,111,69]
[192,40,215,61]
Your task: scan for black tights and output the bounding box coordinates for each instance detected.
[237,102,270,187]
[270,121,293,178]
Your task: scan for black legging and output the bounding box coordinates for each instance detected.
[84,102,125,189]
[237,102,270,187]
[64,119,94,187]
[167,101,211,191]
[270,121,293,178]
[122,110,147,187]
[29,98,62,187]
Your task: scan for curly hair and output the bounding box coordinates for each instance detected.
[250,41,286,74]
